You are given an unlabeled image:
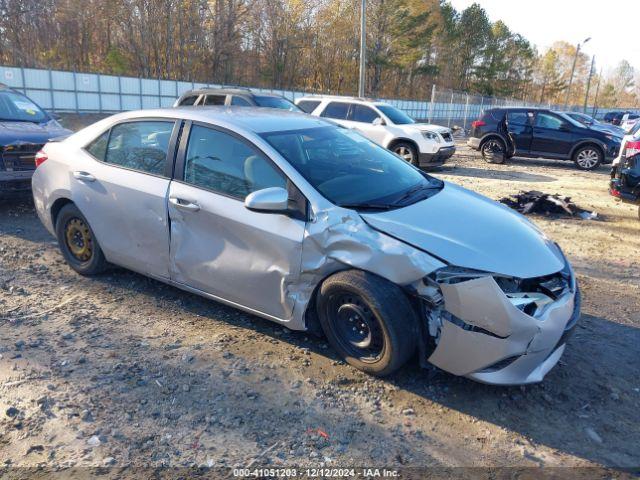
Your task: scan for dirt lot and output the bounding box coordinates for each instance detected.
[0,139,639,475]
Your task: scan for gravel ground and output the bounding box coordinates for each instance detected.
[0,139,639,475]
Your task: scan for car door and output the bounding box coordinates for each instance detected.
[349,104,387,145]
[505,110,533,154]
[531,111,574,157]
[72,119,179,278]
[167,122,306,320]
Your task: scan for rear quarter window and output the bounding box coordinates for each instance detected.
[297,100,321,113]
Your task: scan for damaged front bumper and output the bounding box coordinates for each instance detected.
[424,265,580,385]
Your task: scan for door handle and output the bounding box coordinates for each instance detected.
[73,171,96,182]
[169,197,200,212]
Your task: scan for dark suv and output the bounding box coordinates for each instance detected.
[174,88,301,111]
[468,108,623,170]
[603,111,629,126]
[0,84,71,192]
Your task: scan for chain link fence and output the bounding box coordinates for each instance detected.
[1,65,637,132]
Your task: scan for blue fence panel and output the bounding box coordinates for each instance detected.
[100,75,120,93]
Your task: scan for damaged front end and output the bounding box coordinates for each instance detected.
[415,257,580,385]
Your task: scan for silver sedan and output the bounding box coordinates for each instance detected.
[31,108,580,385]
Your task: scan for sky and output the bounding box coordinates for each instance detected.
[448,0,640,75]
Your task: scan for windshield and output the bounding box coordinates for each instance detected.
[376,105,415,125]
[261,126,443,209]
[0,91,49,123]
[254,96,301,112]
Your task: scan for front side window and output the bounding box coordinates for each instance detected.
[0,90,48,123]
[103,121,174,176]
[351,104,380,123]
[204,95,226,106]
[261,126,443,209]
[297,100,321,113]
[253,96,300,111]
[535,113,564,130]
[375,105,415,125]
[183,125,286,199]
[230,96,251,106]
[321,102,351,120]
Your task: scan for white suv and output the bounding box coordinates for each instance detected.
[296,96,456,168]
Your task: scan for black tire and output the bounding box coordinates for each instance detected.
[55,203,106,276]
[391,142,419,167]
[480,137,507,164]
[316,270,418,376]
[573,145,602,170]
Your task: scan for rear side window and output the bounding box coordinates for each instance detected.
[85,130,109,160]
[183,125,286,199]
[351,104,380,123]
[506,111,530,125]
[321,102,351,120]
[204,95,226,106]
[103,121,174,176]
[179,95,199,106]
[297,100,321,113]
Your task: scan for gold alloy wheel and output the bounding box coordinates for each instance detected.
[64,218,93,262]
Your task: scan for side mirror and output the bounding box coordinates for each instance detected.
[559,124,571,131]
[372,117,386,126]
[244,187,289,213]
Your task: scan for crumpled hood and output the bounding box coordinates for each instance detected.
[360,183,566,279]
[0,120,71,146]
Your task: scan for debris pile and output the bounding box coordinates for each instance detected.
[499,190,598,220]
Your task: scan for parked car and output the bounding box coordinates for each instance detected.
[610,139,640,220]
[620,113,640,132]
[174,88,301,112]
[295,96,456,168]
[612,120,640,166]
[565,111,626,136]
[603,111,628,126]
[468,108,623,170]
[31,108,580,385]
[0,84,71,192]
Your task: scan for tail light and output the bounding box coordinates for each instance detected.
[624,141,640,158]
[471,120,486,128]
[34,150,48,167]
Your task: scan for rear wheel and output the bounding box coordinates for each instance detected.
[391,142,419,167]
[55,203,106,276]
[573,145,602,170]
[481,137,506,164]
[316,270,418,376]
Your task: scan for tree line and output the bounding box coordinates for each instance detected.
[0,0,637,108]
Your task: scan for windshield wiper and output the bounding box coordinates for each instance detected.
[338,202,395,211]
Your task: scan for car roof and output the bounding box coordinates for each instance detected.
[180,88,284,98]
[296,95,390,107]
[110,106,330,134]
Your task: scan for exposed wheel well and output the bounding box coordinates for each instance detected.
[479,134,507,149]
[387,138,419,154]
[572,142,604,160]
[50,198,74,227]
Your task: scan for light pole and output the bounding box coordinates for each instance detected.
[358,0,366,98]
[564,36,591,110]
[583,55,595,113]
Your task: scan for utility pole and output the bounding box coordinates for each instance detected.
[592,68,602,117]
[564,37,591,110]
[358,0,366,98]
[583,55,595,113]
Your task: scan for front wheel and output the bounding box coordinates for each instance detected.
[391,142,419,167]
[573,145,602,170]
[316,270,418,376]
[55,203,106,276]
